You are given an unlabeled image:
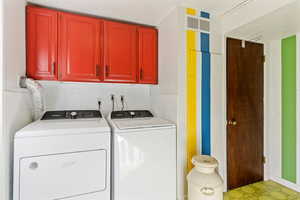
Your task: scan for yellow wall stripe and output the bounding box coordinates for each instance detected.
[186,8,196,16]
[187,30,197,171]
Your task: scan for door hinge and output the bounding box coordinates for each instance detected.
[241,40,246,48]
[263,55,266,63]
[263,156,266,164]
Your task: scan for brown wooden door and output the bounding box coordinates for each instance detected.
[227,38,264,190]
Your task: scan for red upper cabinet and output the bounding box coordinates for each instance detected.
[26,6,58,80]
[138,27,158,84]
[59,12,103,82]
[104,21,137,83]
[26,7,158,84]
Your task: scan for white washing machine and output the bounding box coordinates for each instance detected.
[13,110,111,200]
[107,110,176,200]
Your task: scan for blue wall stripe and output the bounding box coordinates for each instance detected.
[200,11,210,19]
[201,32,211,155]
[201,33,210,52]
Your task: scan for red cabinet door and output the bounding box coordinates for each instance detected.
[104,21,137,83]
[26,6,58,80]
[138,27,158,84]
[59,12,102,82]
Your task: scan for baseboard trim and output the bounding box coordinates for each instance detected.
[177,194,187,200]
[271,176,300,192]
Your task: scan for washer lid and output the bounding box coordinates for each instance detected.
[15,118,110,138]
[113,117,175,130]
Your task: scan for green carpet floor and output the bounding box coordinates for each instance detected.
[224,181,300,200]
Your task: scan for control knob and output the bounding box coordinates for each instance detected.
[70,111,78,119]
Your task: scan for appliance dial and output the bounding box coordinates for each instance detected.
[70,111,78,119]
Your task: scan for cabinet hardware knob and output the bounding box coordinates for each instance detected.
[96,64,100,76]
[140,68,143,80]
[105,65,109,77]
[52,62,55,75]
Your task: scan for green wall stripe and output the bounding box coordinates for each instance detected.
[282,35,297,183]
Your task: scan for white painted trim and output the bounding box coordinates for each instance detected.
[263,42,269,181]
[186,28,210,35]
[222,35,228,191]
[186,14,210,22]
[296,33,300,185]
[0,0,3,199]
[221,0,255,17]
[271,176,300,192]
[177,6,188,200]
[197,31,201,52]
[196,51,202,154]
[156,5,178,26]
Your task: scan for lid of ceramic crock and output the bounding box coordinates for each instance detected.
[192,155,218,168]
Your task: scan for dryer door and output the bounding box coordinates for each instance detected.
[19,150,107,200]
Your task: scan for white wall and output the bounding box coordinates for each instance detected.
[207,15,227,185]
[3,0,33,200]
[210,53,226,182]
[150,6,186,200]
[151,7,180,122]
[40,81,151,116]
[265,40,282,181]
[0,0,4,199]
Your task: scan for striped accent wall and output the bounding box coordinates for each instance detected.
[282,35,297,183]
[186,8,211,171]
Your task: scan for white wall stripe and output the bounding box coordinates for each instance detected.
[196,50,202,154]
[197,31,201,52]
[267,40,282,181]
[210,54,225,179]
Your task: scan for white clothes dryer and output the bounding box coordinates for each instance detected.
[13,110,111,200]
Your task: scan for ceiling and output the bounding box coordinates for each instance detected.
[27,0,250,26]
[183,0,254,16]
[228,0,300,42]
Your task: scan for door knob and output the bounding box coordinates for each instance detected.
[228,119,237,126]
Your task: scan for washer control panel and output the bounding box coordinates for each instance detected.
[111,110,153,119]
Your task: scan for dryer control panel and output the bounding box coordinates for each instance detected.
[41,110,102,120]
[111,110,153,119]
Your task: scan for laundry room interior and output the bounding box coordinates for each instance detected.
[2,0,300,200]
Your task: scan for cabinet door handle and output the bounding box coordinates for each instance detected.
[96,64,100,76]
[52,62,55,75]
[105,65,109,77]
[140,68,143,80]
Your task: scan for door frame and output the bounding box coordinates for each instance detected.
[225,37,266,190]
